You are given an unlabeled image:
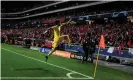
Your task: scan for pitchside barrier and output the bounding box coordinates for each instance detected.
[39,43,133,57]
[11,38,133,59]
[39,47,74,58]
[32,40,133,63]
[63,44,133,58]
[63,44,133,64]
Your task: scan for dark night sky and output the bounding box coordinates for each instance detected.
[1,1,55,12]
[1,1,133,13]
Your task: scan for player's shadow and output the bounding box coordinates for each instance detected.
[13,68,49,72]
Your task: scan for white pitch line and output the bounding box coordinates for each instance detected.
[66,72,73,78]
[2,48,94,79]
[1,77,90,79]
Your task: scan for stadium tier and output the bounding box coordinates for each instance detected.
[1,1,133,80]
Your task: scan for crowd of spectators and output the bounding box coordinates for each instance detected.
[1,17,133,48]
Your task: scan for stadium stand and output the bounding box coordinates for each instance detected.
[1,1,133,63]
[1,1,133,80]
[1,14,133,48]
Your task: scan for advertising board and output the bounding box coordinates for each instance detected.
[53,50,74,58]
[30,46,40,51]
[40,48,51,54]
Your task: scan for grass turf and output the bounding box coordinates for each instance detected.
[1,44,133,80]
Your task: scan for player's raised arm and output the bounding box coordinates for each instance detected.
[43,25,57,34]
[60,18,72,27]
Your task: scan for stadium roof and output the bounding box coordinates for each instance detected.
[1,1,56,13]
[1,1,133,20]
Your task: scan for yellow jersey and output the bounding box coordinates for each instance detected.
[53,25,61,42]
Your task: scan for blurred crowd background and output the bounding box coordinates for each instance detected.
[1,1,133,48]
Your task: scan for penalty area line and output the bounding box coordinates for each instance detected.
[1,77,90,79]
[2,48,94,79]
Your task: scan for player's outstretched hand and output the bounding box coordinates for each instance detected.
[67,18,72,24]
[43,30,48,34]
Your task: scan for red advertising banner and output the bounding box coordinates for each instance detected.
[53,50,74,58]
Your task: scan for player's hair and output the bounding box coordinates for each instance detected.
[55,20,60,25]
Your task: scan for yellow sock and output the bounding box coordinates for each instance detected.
[48,48,56,56]
[67,35,71,46]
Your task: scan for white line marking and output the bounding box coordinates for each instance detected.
[1,77,91,79]
[2,48,94,79]
[66,72,73,78]
[66,72,83,79]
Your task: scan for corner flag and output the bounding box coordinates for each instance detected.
[93,35,105,78]
[99,35,105,48]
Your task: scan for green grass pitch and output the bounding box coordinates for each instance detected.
[1,44,133,80]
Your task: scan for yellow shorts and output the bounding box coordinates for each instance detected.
[52,41,58,48]
[52,36,65,48]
